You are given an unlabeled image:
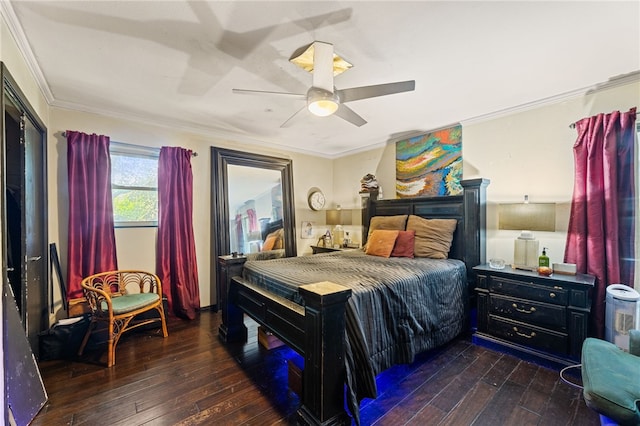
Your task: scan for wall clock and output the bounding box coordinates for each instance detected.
[308,190,326,211]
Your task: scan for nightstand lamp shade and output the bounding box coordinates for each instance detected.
[326,209,353,226]
[498,201,556,271]
[498,203,556,232]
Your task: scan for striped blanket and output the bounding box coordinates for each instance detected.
[242,249,468,420]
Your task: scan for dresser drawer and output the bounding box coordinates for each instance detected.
[489,315,568,355]
[489,276,568,305]
[489,294,566,330]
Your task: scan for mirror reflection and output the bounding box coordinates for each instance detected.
[227,165,284,255]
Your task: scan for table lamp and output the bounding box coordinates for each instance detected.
[498,196,555,271]
[326,206,353,247]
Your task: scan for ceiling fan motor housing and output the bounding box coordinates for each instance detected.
[307,87,340,116]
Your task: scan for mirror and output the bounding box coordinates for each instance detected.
[211,147,296,307]
[227,165,284,254]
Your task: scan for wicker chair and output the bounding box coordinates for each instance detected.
[78,270,169,367]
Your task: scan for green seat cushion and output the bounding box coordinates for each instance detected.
[582,337,640,426]
[101,293,160,314]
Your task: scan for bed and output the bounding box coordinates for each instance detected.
[218,178,489,425]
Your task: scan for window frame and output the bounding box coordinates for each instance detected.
[109,142,160,228]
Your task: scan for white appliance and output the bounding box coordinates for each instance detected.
[605,284,640,351]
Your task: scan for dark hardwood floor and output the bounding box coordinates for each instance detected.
[32,310,599,425]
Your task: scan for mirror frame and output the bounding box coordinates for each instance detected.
[210,147,297,307]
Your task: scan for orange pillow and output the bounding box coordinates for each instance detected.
[262,234,278,251]
[391,230,415,258]
[365,230,400,258]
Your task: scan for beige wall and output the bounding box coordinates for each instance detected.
[335,81,640,288]
[48,108,332,316]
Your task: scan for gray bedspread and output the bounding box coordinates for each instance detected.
[242,249,468,420]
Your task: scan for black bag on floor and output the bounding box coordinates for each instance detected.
[38,314,90,361]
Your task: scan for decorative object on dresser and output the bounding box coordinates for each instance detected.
[473,264,595,367]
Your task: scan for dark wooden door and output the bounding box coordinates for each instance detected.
[21,113,47,353]
[1,62,48,426]
[2,66,48,355]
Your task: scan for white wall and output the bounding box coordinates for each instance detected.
[334,81,640,288]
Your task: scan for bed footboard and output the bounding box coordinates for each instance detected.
[219,255,352,425]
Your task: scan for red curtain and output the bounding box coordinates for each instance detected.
[157,147,200,319]
[564,107,636,338]
[66,131,118,300]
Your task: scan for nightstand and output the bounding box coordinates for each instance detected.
[473,264,595,366]
[310,245,350,254]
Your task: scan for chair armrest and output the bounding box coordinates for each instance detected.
[630,329,640,357]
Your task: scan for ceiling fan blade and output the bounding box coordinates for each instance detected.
[334,104,367,127]
[280,105,308,128]
[312,41,334,93]
[336,80,415,103]
[232,88,306,100]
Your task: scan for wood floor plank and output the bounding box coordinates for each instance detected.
[473,380,527,425]
[31,311,600,426]
[438,381,497,426]
[480,353,520,388]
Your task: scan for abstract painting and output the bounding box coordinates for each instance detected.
[396,124,462,197]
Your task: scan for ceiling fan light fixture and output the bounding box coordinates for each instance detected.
[290,42,353,76]
[307,87,339,117]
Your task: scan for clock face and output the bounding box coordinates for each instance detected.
[308,191,326,211]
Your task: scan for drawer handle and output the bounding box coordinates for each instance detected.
[512,303,536,314]
[549,292,556,298]
[513,327,536,339]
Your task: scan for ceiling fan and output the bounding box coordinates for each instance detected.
[232,41,415,127]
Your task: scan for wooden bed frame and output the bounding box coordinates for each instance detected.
[218,178,488,425]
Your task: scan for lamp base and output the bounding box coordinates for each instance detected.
[514,238,539,270]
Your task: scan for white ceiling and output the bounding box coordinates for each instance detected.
[5,1,640,158]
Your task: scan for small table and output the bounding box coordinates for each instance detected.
[310,245,354,254]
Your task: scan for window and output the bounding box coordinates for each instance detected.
[110,142,159,227]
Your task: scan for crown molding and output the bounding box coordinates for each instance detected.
[50,98,335,158]
[0,0,54,103]
[460,70,640,126]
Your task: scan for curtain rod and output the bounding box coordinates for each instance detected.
[61,132,197,157]
[568,111,639,129]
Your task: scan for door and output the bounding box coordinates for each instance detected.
[1,62,48,425]
[22,112,47,353]
[2,67,48,355]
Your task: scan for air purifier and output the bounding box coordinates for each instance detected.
[605,284,640,351]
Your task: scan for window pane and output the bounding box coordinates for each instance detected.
[111,154,158,188]
[112,188,158,222]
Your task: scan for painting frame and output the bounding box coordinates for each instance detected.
[395,124,462,198]
[301,221,315,239]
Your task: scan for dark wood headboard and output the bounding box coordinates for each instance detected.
[361,178,489,282]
